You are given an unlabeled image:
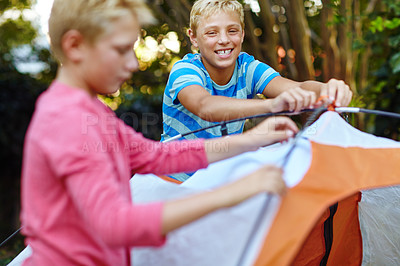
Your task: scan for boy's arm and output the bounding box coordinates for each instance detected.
[125,116,296,174]
[204,116,297,163]
[263,76,353,109]
[161,164,286,234]
[177,80,323,122]
[177,84,307,122]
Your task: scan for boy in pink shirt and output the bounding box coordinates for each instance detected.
[20,0,298,265]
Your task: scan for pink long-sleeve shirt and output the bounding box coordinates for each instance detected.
[20,81,208,265]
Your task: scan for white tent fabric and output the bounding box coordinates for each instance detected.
[359,187,400,265]
[8,111,400,265]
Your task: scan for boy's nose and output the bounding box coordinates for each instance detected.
[218,32,230,44]
[126,50,139,72]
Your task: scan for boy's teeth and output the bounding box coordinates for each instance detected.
[217,49,231,55]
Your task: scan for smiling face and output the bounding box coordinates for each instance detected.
[189,10,244,84]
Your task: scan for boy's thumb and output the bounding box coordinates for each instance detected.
[268,130,294,143]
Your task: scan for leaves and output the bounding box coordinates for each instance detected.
[390,52,400,74]
[0,16,37,49]
[370,16,400,33]
[0,0,32,15]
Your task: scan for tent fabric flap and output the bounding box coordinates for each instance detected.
[255,140,400,266]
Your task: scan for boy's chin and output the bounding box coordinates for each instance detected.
[96,87,120,96]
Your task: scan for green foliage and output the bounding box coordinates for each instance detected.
[0,16,37,49]
[370,16,400,33]
[102,24,183,140]
[0,0,32,14]
[0,0,46,75]
[390,52,400,74]
[362,0,400,139]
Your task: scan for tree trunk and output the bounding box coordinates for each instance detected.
[357,0,380,94]
[243,5,266,63]
[321,0,341,81]
[338,0,355,87]
[283,0,315,81]
[257,0,279,69]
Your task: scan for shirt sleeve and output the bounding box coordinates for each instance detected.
[41,109,166,247]
[120,120,209,175]
[166,62,205,104]
[247,60,281,95]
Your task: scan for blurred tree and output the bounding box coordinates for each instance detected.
[361,0,400,139]
[141,0,400,136]
[0,64,46,240]
[102,26,182,140]
[0,0,49,246]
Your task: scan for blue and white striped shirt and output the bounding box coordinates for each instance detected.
[162,52,279,141]
[161,52,279,181]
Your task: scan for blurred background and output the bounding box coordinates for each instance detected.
[1,0,399,263]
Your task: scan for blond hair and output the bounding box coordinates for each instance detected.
[189,0,244,35]
[49,0,155,62]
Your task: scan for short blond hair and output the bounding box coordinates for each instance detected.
[49,0,155,62]
[189,0,244,35]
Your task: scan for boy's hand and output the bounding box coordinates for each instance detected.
[319,78,352,107]
[270,87,316,113]
[245,116,298,147]
[246,164,287,195]
[222,164,287,208]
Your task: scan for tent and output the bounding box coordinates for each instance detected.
[8,111,400,265]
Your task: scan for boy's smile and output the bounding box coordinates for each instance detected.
[189,10,244,85]
[216,49,233,57]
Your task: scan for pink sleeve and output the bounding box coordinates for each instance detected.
[42,110,166,247]
[121,122,209,174]
[65,168,166,247]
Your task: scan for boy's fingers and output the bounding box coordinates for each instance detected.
[262,166,287,195]
[327,79,339,101]
[321,79,352,107]
[284,88,317,112]
[345,89,353,106]
[288,90,304,112]
[272,117,299,133]
[334,83,344,106]
[336,83,352,107]
[249,117,298,145]
[279,92,296,112]
[277,130,295,140]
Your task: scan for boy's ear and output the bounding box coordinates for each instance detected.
[61,30,86,62]
[188,28,198,48]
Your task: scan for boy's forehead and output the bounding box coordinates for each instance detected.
[199,10,241,27]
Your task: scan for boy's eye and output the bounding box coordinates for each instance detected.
[115,47,132,55]
[206,31,217,36]
[229,29,239,34]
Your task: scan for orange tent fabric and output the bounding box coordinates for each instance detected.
[293,192,362,265]
[255,141,400,265]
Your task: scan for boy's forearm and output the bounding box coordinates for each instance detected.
[298,80,324,96]
[161,177,257,234]
[178,85,278,122]
[196,96,276,122]
[203,116,296,164]
[204,133,258,164]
